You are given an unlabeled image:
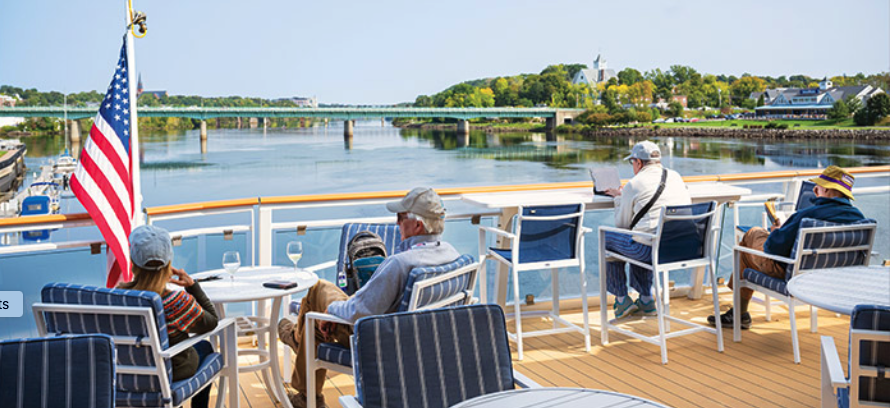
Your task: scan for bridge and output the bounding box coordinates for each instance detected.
[0,106,583,138]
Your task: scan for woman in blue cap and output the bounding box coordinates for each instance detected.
[118,224,219,408]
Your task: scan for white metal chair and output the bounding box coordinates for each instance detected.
[821,305,889,408]
[478,203,591,361]
[304,255,480,408]
[599,201,723,365]
[32,283,239,408]
[733,218,877,363]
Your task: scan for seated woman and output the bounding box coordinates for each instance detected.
[118,225,219,408]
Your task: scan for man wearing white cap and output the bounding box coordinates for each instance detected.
[602,141,691,319]
[278,187,460,408]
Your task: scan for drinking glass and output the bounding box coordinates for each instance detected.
[286,242,303,270]
[222,251,240,285]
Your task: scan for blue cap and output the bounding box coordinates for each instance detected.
[129,225,173,271]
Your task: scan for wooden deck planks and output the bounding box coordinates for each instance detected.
[204,292,851,408]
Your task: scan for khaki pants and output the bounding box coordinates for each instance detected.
[285,279,352,394]
[731,227,787,303]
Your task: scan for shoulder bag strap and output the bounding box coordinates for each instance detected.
[629,168,668,230]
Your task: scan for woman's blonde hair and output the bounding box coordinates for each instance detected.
[117,262,172,295]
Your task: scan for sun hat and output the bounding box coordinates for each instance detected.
[809,165,855,200]
[129,225,174,271]
[623,141,662,162]
[385,187,446,219]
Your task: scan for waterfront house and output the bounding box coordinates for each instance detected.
[751,78,885,118]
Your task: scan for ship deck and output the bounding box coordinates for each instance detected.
[223,290,849,408]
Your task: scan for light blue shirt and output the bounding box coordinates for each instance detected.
[326,234,460,322]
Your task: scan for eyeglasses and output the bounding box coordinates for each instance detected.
[396,213,408,223]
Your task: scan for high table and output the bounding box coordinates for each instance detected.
[192,266,318,408]
[450,388,671,408]
[462,182,751,306]
[787,265,890,315]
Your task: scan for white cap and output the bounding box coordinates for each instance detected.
[623,141,662,162]
[385,187,446,219]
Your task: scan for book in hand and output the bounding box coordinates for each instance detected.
[263,280,298,290]
[764,201,789,226]
[589,167,621,196]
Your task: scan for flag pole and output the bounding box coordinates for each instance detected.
[124,3,144,227]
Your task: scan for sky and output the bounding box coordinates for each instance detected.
[1,0,889,105]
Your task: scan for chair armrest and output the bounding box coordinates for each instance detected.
[302,259,337,273]
[478,225,516,240]
[338,396,363,408]
[305,311,353,326]
[598,226,657,241]
[733,245,794,264]
[820,336,848,389]
[580,226,593,234]
[161,317,237,358]
[512,370,541,389]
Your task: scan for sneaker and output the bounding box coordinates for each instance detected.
[634,298,657,316]
[613,297,638,319]
[288,390,328,408]
[278,316,299,352]
[707,308,751,329]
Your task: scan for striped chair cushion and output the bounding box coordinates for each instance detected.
[319,342,352,367]
[398,254,475,312]
[849,305,889,405]
[40,283,172,394]
[353,304,514,408]
[785,218,876,281]
[742,268,788,296]
[116,341,223,407]
[0,334,115,408]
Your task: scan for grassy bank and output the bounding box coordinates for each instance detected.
[654,118,888,130]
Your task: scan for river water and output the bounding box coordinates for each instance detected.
[1,121,888,338]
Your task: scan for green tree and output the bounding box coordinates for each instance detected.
[730,76,766,107]
[667,101,683,117]
[844,95,863,113]
[617,68,643,85]
[866,93,890,121]
[827,100,849,119]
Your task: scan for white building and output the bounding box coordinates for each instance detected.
[572,54,617,87]
[753,78,885,117]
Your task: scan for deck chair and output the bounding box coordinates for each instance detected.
[304,254,481,408]
[32,283,239,408]
[821,305,889,408]
[339,304,540,408]
[0,334,115,408]
[478,203,591,360]
[733,218,878,363]
[599,201,723,365]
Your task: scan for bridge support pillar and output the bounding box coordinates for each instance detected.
[200,120,207,141]
[457,119,469,135]
[381,118,385,127]
[67,120,81,146]
[249,118,259,129]
[344,120,354,137]
[324,118,329,127]
[545,117,557,131]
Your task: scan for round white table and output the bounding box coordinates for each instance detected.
[192,266,318,408]
[450,388,671,408]
[787,265,890,315]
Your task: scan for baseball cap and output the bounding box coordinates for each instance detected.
[623,141,662,162]
[809,165,855,200]
[129,225,173,271]
[386,187,446,219]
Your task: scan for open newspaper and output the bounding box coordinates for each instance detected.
[589,167,621,196]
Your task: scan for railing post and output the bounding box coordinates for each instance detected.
[258,205,273,266]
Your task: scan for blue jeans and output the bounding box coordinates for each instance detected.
[604,231,653,297]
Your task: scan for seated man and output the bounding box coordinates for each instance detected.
[709,165,865,329]
[603,141,691,319]
[278,187,460,408]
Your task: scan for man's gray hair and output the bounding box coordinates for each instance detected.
[406,212,445,235]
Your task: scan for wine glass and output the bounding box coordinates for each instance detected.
[286,242,303,271]
[222,251,240,285]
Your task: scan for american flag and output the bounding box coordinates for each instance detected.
[71,38,135,288]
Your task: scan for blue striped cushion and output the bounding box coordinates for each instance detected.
[850,305,889,405]
[40,283,172,394]
[336,223,402,274]
[319,342,352,367]
[786,218,876,281]
[398,254,475,312]
[0,334,115,408]
[354,305,514,408]
[116,343,223,407]
[742,268,788,295]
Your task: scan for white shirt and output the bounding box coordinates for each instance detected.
[613,164,691,243]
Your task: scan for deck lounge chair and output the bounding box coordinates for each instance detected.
[339,304,539,408]
[0,334,115,408]
[821,305,889,408]
[599,201,723,365]
[32,283,239,408]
